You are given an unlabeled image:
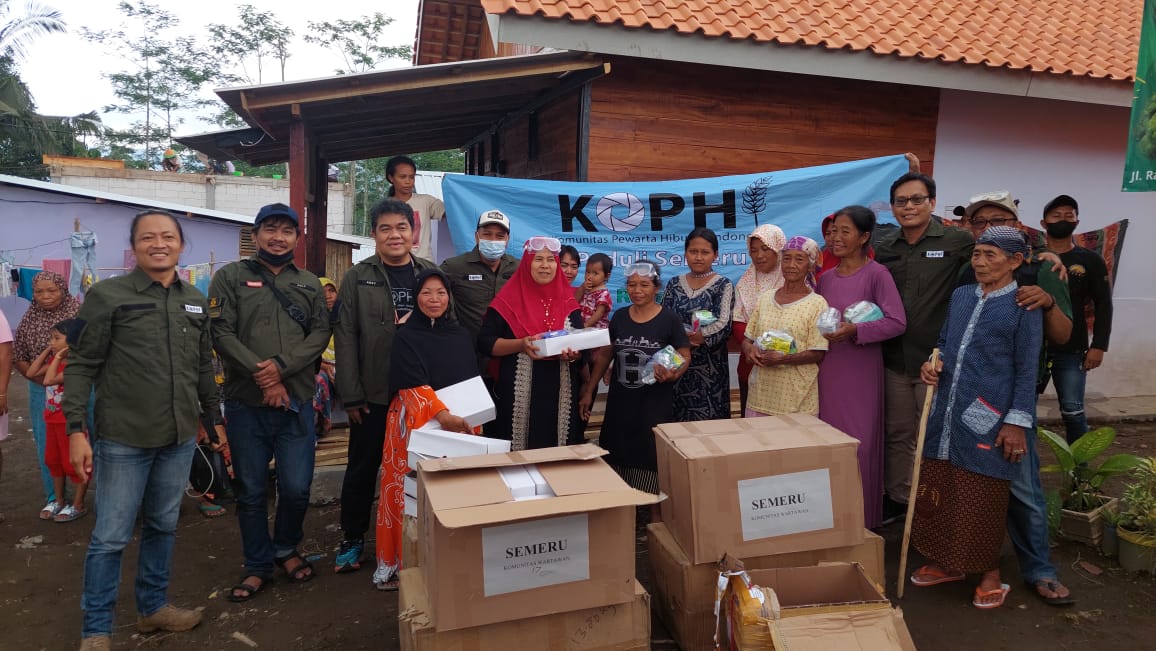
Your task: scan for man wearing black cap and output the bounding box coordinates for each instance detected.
[1040,194,1113,444]
[208,203,331,601]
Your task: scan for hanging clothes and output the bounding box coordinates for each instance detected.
[17,267,40,300]
[69,232,98,295]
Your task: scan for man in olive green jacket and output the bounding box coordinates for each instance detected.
[333,198,439,582]
[209,203,330,600]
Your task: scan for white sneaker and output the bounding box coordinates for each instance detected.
[39,501,62,520]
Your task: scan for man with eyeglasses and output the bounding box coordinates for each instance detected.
[872,172,974,527]
[952,191,1076,608]
[333,198,441,581]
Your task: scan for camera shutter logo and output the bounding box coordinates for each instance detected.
[595,193,646,232]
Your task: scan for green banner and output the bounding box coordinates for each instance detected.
[1124,0,1156,191]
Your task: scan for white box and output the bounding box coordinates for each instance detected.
[404,494,417,518]
[407,427,512,471]
[535,328,610,357]
[524,465,555,497]
[434,376,496,427]
[404,474,417,498]
[498,466,537,499]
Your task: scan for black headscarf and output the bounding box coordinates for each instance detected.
[388,269,479,396]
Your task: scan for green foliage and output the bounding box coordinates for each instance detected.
[1120,457,1156,543]
[207,4,294,84]
[303,12,411,75]
[1040,427,1142,512]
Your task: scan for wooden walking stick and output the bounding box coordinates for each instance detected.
[897,348,939,599]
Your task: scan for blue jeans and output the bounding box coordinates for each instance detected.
[1007,429,1057,585]
[225,399,316,577]
[28,381,55,503]
[81,437,196,638]
[1049,350,1090,444]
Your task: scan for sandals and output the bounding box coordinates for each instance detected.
[973,583,1011,609]
[275,551,316,583]
[1032,579,1076,606]
[909,565,966,587]
[227,576,269,603]
[375,577,400,592]
[40,501,62,520]
[198,501,227,518]
[54,505,88,523]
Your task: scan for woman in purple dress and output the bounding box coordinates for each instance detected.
[816,205,907,529]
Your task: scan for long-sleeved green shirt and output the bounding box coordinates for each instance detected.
[63,268,219,448]
[208,258,330,406]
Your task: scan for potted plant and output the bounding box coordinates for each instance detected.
[1118,457,1156,573]
[1041,427,1141,548]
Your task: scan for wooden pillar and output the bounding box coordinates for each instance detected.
[308,153,329,277]
[288,103,310,268]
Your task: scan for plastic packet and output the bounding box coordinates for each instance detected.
[539,329,570,339]
[751,329,796,354]
[640,345,687,385]
[690,309,718,331]
[816,307,841,335]
[843,300,884,324]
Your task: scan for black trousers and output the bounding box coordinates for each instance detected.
[339,402,388,539]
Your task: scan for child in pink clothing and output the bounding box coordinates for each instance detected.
[579,253,614,329]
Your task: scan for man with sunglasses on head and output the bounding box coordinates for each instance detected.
[953,191,1075,608]
[333,198,441,581]
[872,173,974,526]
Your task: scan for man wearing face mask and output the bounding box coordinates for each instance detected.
[1040,195,1113,444]
[441,210,518,340]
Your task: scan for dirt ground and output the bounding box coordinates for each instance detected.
[1,375,1154,650]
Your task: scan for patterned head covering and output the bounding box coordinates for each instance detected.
[783,236,821,288]
[976,226,1029,257]
[734,224,786,322]
[13,271,81,363]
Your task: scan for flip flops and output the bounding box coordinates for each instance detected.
[1032,579,1076,606]
[198,501,227,518]
[909,565,966,587]
[973,583,1011,609]
[39,501,62,520]
[54,505,88,523]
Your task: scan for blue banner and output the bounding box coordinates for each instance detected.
[443,155,909,301]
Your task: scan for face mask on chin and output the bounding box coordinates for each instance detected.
[1045,220,1078,239]
[478,239,508,260]
[257,248,296,266]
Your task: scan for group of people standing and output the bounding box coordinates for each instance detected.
[3,153,1115,649]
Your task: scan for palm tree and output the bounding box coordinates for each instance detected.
[0,0,65,61]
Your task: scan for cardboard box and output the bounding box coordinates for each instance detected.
[655,415,864,563]
[407,427,511,471]
[768,607,917,651]
[433,376,495,427]
[646,521,884,651]
[398,568,650,651]
[536,327,611,357]
[417,444,660,631]
[403,515,420,568]
[722,563,890,650]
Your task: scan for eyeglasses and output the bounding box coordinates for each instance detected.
[968,216,1017,229]
[625,262,659,279]
[892,195,930,207]
[523,236,561,253]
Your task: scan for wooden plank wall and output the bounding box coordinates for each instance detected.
[325,241,353,284]
[586,58,938,181]
[495,93,580,180]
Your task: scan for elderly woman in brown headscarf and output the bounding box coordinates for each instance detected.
[13,271,81,517]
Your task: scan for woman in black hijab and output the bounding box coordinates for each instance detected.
[373,269,477,590]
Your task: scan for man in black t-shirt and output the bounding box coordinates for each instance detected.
[1040,195,1114,444]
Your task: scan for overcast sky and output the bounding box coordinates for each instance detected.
[18,0,419,132]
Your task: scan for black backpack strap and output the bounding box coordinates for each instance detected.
[244,260,311,335]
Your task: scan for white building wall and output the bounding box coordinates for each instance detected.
[933,89,1156,398]
[50,166,354,234]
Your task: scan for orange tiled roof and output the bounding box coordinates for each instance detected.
[480,0,1141,81]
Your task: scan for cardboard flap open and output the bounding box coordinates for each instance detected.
[422,468,514,511]
[434,488,661,528]
[747,563,886,609]
[768,608,917,651]
[537,459,623,496]
[417,443,606,473]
